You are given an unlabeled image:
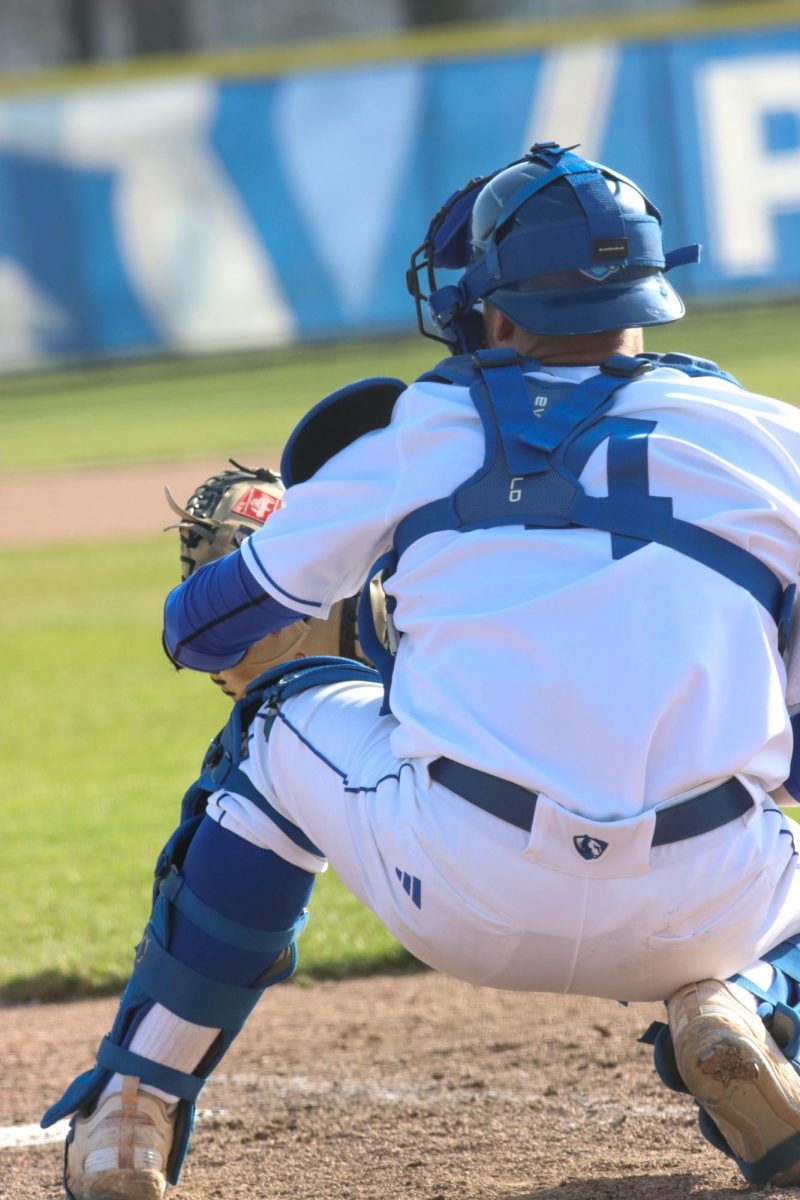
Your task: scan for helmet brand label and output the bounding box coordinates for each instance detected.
[592,237,629,260]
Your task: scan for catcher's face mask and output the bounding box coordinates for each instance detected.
[407,142,700,356]
[406,168,500,356]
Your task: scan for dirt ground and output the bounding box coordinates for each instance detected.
[1,465,791,1199]
[0,458,260,546]
[1,971,787,1200]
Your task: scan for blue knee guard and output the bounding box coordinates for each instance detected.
[41,812,309,1186]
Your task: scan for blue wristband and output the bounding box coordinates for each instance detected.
[163,551,304,672]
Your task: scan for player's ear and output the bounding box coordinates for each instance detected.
[483,302,516,348]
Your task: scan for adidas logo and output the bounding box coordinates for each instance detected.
[395,868,422,909]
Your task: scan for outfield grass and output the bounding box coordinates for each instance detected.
[3,308,800,1002]
[0,537,411,1002]
[2,303,800,473]
[0,339,435,471]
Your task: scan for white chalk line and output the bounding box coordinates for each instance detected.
[0,1107,227,1153]
[0,1076,688,1152]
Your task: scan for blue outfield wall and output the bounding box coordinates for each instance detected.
[0,22,799,368]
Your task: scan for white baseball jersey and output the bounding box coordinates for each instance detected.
[240,363,800,819]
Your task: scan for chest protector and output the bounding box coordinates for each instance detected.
[356,348,795,709]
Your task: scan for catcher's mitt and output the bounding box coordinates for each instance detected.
[165,460,387,700]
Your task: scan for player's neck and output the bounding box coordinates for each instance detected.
[500,327,645,366]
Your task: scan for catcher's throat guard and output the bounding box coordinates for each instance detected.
[280,377,405,487]
[407,141,701,355]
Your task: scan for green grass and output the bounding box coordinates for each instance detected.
[647,303,800,405]
[0,536,411,1002]
[0,339,439,472]
[2,304,800,473]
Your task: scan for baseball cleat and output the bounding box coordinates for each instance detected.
[65,1075,174,1200]
[668,978,800,1186]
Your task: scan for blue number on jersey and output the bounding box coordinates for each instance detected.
[565,416,673,559]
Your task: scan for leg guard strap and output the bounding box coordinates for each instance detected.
[731,935,800,1068]
[737,1135,800,1186]
[134,924,263,1030]
[158,865,308,955]
[133,913,302,1032]
[638,1020,689,1094]
[96,1039,204,1103]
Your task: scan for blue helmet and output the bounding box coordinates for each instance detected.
[407,142,700,354]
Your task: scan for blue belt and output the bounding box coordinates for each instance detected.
[428,758,754,844]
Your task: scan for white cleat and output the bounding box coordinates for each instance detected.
[65,1076,174,1200]
[668,978,800,1187]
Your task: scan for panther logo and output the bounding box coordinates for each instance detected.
[573,834,609,861]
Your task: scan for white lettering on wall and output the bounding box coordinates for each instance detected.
[0,80,297,350]
[524,42,620,160]
[697,55,800,276]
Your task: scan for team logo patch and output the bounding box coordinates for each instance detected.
[578,264,621,282]
[231,487,282,524]
[573,834,609,861]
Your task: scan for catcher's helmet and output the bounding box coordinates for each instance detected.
[407,142,700,354]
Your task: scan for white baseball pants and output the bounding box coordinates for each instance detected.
[206,680,800,1002]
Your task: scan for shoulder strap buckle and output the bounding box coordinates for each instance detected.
[471,348,520,369]
[600,354,654,379]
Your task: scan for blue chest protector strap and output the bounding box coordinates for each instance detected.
[361,349,793,708]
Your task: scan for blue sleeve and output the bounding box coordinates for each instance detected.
[163,550,305,672]
[785,713,800,803]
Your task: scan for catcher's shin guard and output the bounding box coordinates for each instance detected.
[668,979,800,1186]
[41,813,308,1189]
[642,938,800,1188]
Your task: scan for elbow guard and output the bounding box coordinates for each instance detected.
[163,551,303,673]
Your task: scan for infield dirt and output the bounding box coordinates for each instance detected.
[0,458,259,547]
[1,970,787,1200]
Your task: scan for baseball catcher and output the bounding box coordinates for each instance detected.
[163,460,386,699]
[45,142,800,1199]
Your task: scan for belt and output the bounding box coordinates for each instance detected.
[428,758,754,845]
